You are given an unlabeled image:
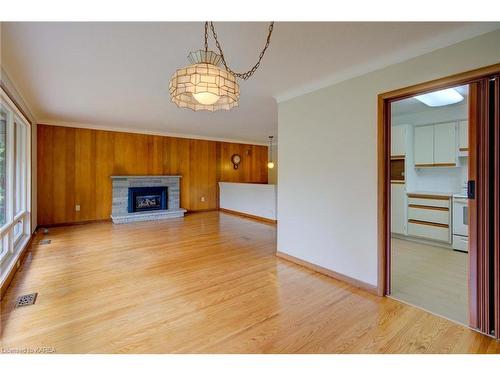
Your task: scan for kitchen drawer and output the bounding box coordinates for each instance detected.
[407,196,450,208]
[408,206,449,225]
[408,220,450,242]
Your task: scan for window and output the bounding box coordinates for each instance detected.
[0,89,31,281]
[15,117,27,216]
[14,218,24,244]
[0,108,7,227]
[0,108,7,260]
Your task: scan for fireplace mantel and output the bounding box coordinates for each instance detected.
[110,175,186,224]
[110,175,182,179]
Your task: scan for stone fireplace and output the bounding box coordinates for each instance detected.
[110,175,186,224]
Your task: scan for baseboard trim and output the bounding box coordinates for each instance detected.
[276,251,378,295]
[38,219,111,228]
[391,233,452,250]
[0,233,35,300]
[187,208,219,213]
[219,208,277,224]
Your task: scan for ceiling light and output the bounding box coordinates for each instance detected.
[415,88,464,107]
[169,22,274,112]
[267,136,275,169]
[192,92,220,106]
[169,50,239,111]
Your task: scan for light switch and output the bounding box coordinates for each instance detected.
[75,204,81,212]
[201,197,205,202]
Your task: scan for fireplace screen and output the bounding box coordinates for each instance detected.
[128,186,168,213]
[136,195,161,210]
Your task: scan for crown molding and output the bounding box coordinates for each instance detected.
[37,120,268,146]
[1,67,38,124]
[275,24,500,104]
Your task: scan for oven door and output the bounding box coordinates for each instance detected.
[453,198,468,236]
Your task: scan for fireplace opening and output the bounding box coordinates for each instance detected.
[128,186,168,213]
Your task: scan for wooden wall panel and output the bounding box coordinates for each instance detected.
[52,126,75,224]
[37,125,53,224]
[189,139,217,211]
[250,144,269,183]
[75,129,94,222]
[219,142,268,183]
[95,130,114,221]
[160,137,189,210]
[37,124,268,226]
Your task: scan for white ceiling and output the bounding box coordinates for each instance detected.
[2,22,499,144]
[391,85,469,117]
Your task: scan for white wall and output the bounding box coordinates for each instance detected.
[392,103,467,127]
[219,182,277,220]
[277,29,500,286]
[412,161,468,193]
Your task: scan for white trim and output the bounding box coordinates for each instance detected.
[4,101,14,225]
[0,87,31,126]
[38,119,268,146]
[0,89,32,291]
[0,68,38,125]
[0,211,29,237]
[0,233,30,288]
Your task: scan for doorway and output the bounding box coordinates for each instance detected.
[389,84,469,324]
[377,64,500,338]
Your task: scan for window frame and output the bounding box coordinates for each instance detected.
[0,87,32,285]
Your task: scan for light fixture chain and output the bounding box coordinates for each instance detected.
[209,22,274,80]
[204,21,209,52]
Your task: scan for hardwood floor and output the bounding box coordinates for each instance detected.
[1,211,499,353]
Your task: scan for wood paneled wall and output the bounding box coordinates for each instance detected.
[37,124,268,226]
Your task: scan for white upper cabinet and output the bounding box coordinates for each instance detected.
[433,122,456,165]
[414,122,457,167]
[414,125,434,165]
[458,120,468,151]
[391,125,406,157]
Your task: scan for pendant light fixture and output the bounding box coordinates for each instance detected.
[169,22,274,112]
[267,136,275,169]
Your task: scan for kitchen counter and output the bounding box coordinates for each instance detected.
[407,191,454,198]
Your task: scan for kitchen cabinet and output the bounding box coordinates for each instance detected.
[391,183,406,235]
[434,122,456,165]
[391,125,406,157]
[458,120,468,153]
[414,125,434,165]
[407,195,449,208]
[407,221,450,242]
[414,122,456,167]
[408,206,449,225]
[390,158,405,182]
[407,193,451,243]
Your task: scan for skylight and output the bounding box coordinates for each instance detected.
[415,88,464,107]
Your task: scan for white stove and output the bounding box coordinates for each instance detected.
[452,193,468,252]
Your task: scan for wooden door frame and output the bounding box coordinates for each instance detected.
[494,76,500,339]
[377,63,500,335]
